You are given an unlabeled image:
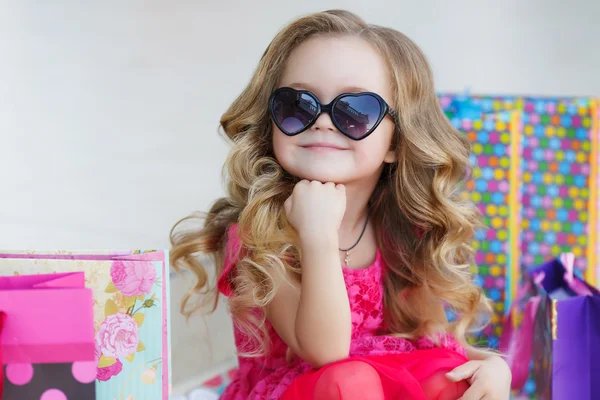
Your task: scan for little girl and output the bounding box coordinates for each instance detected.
[172,9,511,400]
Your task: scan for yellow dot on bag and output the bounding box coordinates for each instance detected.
[578,107,587,116]
[543,173,553,184]
[522,219,530,229]
[558,103,567,113]
[472,192,482,202]
[493,100,502,110]
[582,142,591,151]
[569,187,580,198]
[573,247,582,257]
[523,172,532,182]
[501,133,511,144]
[491,266,501,276]
[552,245,562,254]
[473,168,482,178]
[545,126,556,136]
[498,253,507,264]
[575,199,584,210]
[473,143,483,154]
[553,198,563,208]
[499,206,508,216]
[496,121,506,131]
[500,158,510,168]
[491,314,499,324]
[582,117,591,128]
[555,175,565,185]
[516,98,524,108]
[578,236,587,246]
[472,241,480,250]
[494,169,504,180]
[487,205,498,215]
[556,151,564,161]
[473,120,483,130]
[581,188,589,198]
[541,221,551,231]
[495,326,503,336]
[492,217,503,229]
[524,125,534,135]
[552,221,562,231]
[497,230,508,241]
[576,152,587,163]
[579,212,588,222]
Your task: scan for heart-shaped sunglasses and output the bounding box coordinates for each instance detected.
[268,87,398,141]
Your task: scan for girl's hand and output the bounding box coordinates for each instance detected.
[446,356,511,400]
[284,180,346,240]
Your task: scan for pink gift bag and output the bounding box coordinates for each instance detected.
[0,272,96,399]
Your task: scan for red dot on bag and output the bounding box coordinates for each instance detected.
[203,375,223,387]
[6,363,34,385]
[40,389,67,400]
[71,361,97,383]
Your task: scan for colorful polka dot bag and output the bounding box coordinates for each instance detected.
[440,95,599,282]
[0,272,97,399]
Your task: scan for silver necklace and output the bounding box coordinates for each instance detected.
[339,213,369,267]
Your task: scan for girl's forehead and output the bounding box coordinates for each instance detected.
[279,35,392,103]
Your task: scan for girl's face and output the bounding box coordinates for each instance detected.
[273,35,396,185]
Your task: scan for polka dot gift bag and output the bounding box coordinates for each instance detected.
[0,272,96,399]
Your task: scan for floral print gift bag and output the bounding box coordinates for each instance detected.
[0,250,172,400]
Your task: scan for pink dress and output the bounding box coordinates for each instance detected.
[218,225,469,400]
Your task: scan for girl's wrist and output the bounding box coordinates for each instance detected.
[298,230,339,252]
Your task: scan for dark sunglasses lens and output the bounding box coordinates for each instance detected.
[272,89,318,135]
[333,94,382,139]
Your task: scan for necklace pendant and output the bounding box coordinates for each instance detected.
[344,251,351,267]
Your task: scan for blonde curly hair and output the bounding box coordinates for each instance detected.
[171,9,492,356]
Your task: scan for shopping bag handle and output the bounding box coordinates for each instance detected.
[560,253,594,296]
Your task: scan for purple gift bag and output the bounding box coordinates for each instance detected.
[531,254,599,400]
[501,253,600,399]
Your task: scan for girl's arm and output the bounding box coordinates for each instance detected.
[266,232,352,368]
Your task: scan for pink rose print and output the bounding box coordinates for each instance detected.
[97,358,123,382]
[110,260,156,296]
[94,333,123,381]
[96,313,140,358]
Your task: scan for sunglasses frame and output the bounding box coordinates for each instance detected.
[268,87,398,141]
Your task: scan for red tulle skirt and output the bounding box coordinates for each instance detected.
[281,348,469,400]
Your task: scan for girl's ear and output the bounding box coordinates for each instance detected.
[384,149,397,164]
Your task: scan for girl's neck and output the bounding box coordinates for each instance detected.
[338,179,376,236]
[337,178,380,269]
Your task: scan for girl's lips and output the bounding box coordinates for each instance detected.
[301,142,347,151]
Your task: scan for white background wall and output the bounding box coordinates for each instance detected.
[1,0,599,392]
